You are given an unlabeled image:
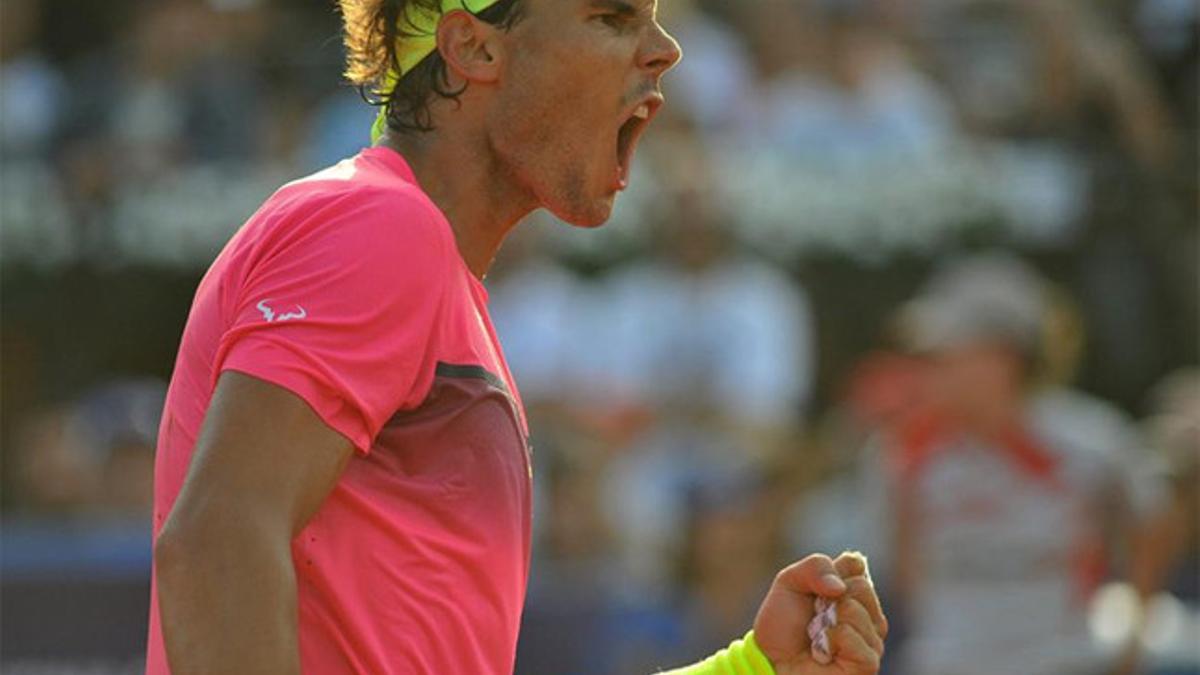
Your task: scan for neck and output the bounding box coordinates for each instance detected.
[382,124,535,280]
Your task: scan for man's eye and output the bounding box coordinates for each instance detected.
[596,13,626,29]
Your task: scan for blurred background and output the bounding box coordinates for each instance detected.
[0,0,1197,673]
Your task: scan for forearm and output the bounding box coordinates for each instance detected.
[155,520,300,674]
[1130,496,1189,601]
[661,632,774,675]
[1116,500,1189,674]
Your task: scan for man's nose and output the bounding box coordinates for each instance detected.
[639,21,682,76]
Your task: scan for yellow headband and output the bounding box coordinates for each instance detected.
[370,0,504,144]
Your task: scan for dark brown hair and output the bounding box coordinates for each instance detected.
[340,0,525,134]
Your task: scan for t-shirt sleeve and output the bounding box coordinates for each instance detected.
[214,189,449,454]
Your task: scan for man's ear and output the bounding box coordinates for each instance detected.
[437,10,504,85]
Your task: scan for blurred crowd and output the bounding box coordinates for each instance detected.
[1,0,1197,673]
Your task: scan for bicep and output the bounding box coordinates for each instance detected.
[166,371,354,542]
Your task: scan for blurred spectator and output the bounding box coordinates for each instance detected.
[1136,0,1198,130]
[12,406,105,515]
[73,378,165,517]
[10,378,165,518]
[671,476,776,656]
[1089,368,1200,675]
[1135,369,1200,605]
[595,178,814,597]
[601,177,815,438]
[881,253,1169,675]
[914,0,1177,167]
[0,0,65,159]
[786,344,931,597]
[103,0,266,171]
[745,0,958,169]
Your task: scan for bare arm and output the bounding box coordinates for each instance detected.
[1111,487,1192,675]
[1016,0,1175,170]
[153,371,355,675]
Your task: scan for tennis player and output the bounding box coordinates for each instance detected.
[146,1,887,673]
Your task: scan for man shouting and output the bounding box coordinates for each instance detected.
[147,1,887,673]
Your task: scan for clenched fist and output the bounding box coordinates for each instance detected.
[752,552,888,675]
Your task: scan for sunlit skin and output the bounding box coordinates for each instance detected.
[387,0,680,278]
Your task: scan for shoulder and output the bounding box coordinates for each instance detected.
[1027,387,1140,464]
[256,173,456,279]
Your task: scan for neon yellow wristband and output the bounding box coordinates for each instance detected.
[660,630,776,675]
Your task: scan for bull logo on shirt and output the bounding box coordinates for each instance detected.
[257,299,307,323]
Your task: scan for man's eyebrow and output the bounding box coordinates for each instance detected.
[587,0,640,18]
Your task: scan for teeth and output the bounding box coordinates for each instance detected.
[633,104,650,120]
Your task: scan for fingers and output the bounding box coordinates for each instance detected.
[833,550,870,581]
[829,619,882,674]
[804,590,886,671]
[843,574,888,640]
[831,551,887,640]
[821,571,886,674]
[835,595,885,656]
[774,554,847,598]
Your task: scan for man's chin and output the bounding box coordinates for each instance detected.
[547,197,615,229]
[567,216,612,229]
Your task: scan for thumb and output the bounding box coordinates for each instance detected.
[775,554,847,598]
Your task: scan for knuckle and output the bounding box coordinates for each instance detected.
[803,552,835,568]
[845,575,872,594]
[772,564,792,586]
[847,577,882,607]
[774,563,797,584]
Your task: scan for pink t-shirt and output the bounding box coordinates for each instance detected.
[145,147,532,674]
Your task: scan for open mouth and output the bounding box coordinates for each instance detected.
[615,101,656,189]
